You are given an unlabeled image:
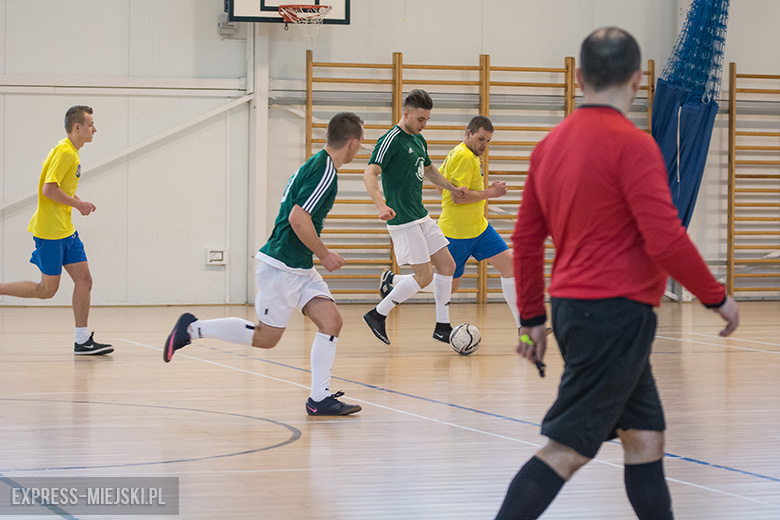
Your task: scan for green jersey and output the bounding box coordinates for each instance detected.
[260,150,337,269]
[369,125,432,226]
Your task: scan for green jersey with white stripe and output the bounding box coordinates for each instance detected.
[369,125,432,226]
[260,150,338,269]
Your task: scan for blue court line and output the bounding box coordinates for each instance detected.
[221,349,540,426]
[223,349,780,485]
[0,475,79,519]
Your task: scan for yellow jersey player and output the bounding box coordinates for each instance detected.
[378,116,520,331]
[0,106,113,355]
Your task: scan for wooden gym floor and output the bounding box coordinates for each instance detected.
[0,300,778,519]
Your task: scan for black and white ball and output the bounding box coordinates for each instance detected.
[450,323,481,355]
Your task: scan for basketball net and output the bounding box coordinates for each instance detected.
[278,5,332,47]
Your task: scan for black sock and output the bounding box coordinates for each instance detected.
[624,459,674,520]
[495,456,565,520]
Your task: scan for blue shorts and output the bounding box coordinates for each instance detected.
[30,232,88,276]
[446,224,509,278]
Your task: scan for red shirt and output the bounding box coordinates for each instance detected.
[512,106,725,324]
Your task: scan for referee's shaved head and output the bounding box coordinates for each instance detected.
[580,27,641,92]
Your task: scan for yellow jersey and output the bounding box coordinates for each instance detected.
[437,142,488,239]
[28,138,81,240]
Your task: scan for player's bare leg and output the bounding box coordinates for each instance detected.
[63,261,113,355]
[410,260,434,288]
[302,296,342,336]
[63,261,92,328]
[250,322,285,349]
[0,274,60,299]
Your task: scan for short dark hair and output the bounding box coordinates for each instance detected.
[466,115,493,135]
[580,27,641,91]
[326,112,364,148]
[403,89,433,111]
[65,105,93,133]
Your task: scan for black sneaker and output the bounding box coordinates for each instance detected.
[363,308,390,344]
[164,313,197,363]
[379,269,395,299]
[74,333,114,356]
[306,391,362,416]
[433,322,453,343]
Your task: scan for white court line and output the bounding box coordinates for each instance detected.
[666,476,777,507]
[121,338,310,390]
[592,456,777,507]
[121,339,542,447]
[688,332,780,350]
[119,338,780,509]
[655,335,780,355]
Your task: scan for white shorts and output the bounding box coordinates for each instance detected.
[388,215,450,266]
[254,258,334,328]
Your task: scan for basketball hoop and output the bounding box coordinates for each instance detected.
[278,4,332,43]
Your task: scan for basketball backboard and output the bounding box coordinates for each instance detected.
[228,0,350,25]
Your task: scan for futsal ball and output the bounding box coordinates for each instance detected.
[450,323,481,355]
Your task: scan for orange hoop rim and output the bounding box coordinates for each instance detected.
[278,4,332,23]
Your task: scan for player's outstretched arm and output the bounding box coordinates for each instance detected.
[289,204,345,272]
[451,180,507,205]
[424,164,466,198]
[714,295,739,337]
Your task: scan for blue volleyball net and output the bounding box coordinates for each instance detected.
[652,0,730,228]
[661,0,729,104]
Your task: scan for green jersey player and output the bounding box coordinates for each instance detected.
[163,112,365,416]
[362,89,467,345]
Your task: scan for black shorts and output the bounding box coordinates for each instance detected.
[541,297,666,459]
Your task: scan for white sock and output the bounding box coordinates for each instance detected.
[310,332,338,402]
[74,327,90,345]
[433,274,453,323]
[394,274,433,293]
[188,318,255,346]
[377,275,421,315]
[501,276,521,327]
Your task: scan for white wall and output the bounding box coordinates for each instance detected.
[0,0,251,306]
[1,0,778,306]
[268,0,678,80]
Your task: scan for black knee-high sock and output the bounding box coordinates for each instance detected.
[495,456,565,520]
[624,459,674,520]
